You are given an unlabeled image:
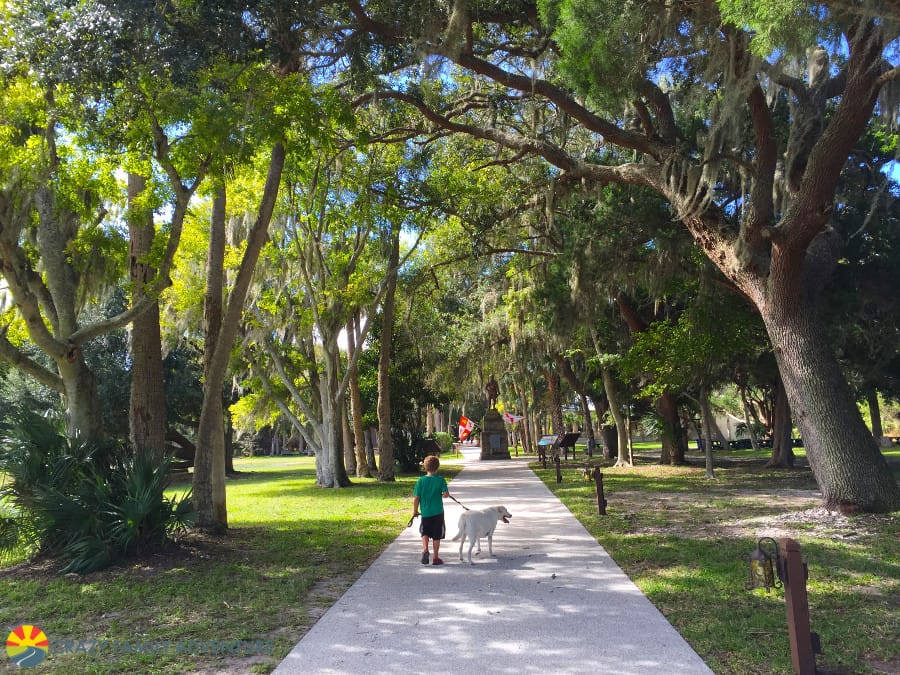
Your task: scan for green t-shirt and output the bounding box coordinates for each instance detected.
[414,473,448,518]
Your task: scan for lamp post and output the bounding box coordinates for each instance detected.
[745,537,820,675]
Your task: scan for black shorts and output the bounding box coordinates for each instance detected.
[419,514,446,540]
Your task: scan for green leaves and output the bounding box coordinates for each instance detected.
[622,290,764,398]
[538,0,669,108]
[717,0,823,57]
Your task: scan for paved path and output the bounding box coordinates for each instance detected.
[274,447,713,674]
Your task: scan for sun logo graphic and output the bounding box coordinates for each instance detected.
[6,625,49,668]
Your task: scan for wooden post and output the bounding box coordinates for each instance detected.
[555,455,562,483]
[779,538,818,675]
[593,467,607,515]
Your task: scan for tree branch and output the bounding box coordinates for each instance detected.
[783,18,885,253]
[455,52,661,157]
[877,65,900,85]
[0,240,66,359]
[761,62,809,97]
[0,333,64,392]
[355,89,655,188]
[635,79,677,143]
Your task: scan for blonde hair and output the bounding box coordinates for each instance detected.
[423,455,440,472]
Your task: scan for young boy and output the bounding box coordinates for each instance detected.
[412,455,450,565]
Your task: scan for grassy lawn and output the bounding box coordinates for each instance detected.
[0,456,461,674]
[532,446,899,675]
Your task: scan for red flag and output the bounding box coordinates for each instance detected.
[502,412,524,425]
[459,416,474,440]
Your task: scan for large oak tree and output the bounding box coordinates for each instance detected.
[335,0,900,511]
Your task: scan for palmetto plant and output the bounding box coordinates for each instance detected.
[0,410,195,573]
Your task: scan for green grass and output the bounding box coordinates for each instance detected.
[0,456,459,674]
[533,451,899,674]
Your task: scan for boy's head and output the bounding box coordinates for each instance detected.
[423,455,440,473]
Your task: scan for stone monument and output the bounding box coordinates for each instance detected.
[481,374,510,460]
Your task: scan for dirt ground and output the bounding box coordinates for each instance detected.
[562,450,898,543]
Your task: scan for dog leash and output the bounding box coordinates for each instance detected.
[408,494,470,527]
[449,495,470,511]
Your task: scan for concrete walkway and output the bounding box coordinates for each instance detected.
[274,446,713,674]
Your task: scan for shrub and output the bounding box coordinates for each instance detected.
[0,410,195,573]
[433,432,454,454]
[393,428,424,473]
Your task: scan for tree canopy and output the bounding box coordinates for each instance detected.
[1,0,898,531]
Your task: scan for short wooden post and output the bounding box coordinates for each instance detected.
[554,455,562,483]
[593,468,607,515]
[779,538,818,675]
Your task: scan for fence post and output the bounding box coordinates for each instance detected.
[779,538,818,675]
[593,467,607,515]
[554,455,562,483]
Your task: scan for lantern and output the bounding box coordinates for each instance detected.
[746,536,782,592]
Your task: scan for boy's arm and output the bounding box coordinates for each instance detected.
[413,495,421,517]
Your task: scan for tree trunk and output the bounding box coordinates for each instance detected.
[529,379,543,453]
[710,418,729,450]
[365,428,378,472]
[319,337,351,488]
[761,291,899,511]
[591,394,614,460]
[578,395,594,455]
[745,404,761,452]
[601,425,617,459]
[866,389,884,445]
[588,396,606,457]
[377,228,400,482]
[767,376,795,468]
[544,368,564,458]
[224,413,236,475]
[601,367,629,466]
[342,393,356,475]
[514,381,533,454]
[553,352,596,456]
[657,390,686,465]
[203,187,226,351]
[699,385,715,479]
[738,385,762,452]
[346,315,370,477]
[194,144,285,530]
[127,173,167,463]
[195,185,228,531]
[58,356,104,441]
[30,185,105,441]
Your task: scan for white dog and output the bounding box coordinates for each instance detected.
[451,505,512,564]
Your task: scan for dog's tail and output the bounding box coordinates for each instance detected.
[451,512,466,541]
